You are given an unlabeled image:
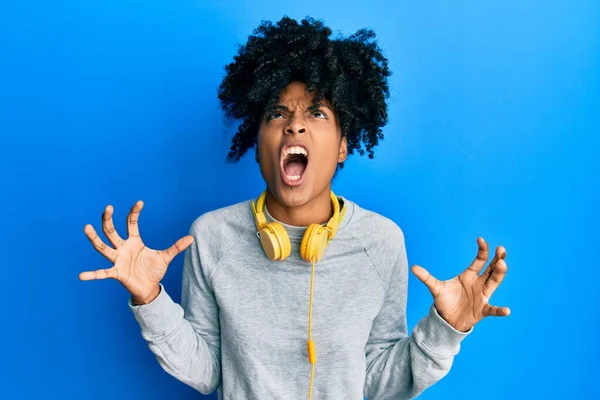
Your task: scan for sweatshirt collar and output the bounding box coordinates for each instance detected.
[263,195,353,240]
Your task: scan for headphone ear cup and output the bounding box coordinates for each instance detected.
[300,223,329,262]
[259,222,291,261]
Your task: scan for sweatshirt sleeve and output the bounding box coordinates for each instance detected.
[128,224,221,395]
[363,237,472,399]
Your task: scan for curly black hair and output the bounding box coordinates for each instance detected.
[217,16,391,168]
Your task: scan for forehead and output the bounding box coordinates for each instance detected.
[276,81,332,107]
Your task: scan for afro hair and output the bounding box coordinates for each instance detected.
[217,16,392,168]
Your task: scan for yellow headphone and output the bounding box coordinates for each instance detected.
[251,190,346,263]
[251,190,346,399]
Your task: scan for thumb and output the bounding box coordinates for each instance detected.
[411,264,440,296]
[163,235,194,265]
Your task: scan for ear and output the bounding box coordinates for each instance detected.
[337,136,348,163]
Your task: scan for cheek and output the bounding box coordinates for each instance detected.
[313,139,342,171]
[256,136,280,172]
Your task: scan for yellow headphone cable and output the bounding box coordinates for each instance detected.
[251,191,346,399]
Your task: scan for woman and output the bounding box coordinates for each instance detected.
[80,16,510,399]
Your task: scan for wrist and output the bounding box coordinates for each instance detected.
[454,323,473,333]
[434,305,473,332]
[132,285,161,305]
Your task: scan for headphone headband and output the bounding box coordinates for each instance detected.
[252,190,345,240]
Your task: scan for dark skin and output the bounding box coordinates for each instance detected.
[80,81,511,325]
[255,80,348,227]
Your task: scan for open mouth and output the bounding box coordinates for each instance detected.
[281,145,309,186]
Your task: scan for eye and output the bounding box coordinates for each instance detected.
[266,111,283,120]
[311,110,327,118]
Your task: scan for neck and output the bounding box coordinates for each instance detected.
[265,187,333,227]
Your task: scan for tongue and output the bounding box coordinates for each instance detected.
[284,161,306,177]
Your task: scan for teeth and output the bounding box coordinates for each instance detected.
[283,146,308,158]
[286,175,301,181]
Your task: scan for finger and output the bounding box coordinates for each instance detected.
[84,224,117,262]
[79,267,119,281]
[483,303,511,317]
[127,200,144,238]
[102,205,125,248]
[161,235,194,266]
[467,237,489,274]
[411,265,443,297]
[481,245,506,279]
[483,259,508,297]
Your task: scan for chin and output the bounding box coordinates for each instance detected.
[272,179,333,211]
[270,181,312,207]
[260,163,331,209]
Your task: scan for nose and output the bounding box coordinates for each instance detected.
[285,118,306,135]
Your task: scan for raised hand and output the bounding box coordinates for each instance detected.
[79,200,193,305]
[411,237,510,332]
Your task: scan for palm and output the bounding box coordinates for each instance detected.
[110,237,167,293]
[79,200,193,302]
[411,237,510,332]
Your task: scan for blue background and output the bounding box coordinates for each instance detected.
[1,0,598,398]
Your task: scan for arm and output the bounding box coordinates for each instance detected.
[129,225,221,394]
[363,240,471,399]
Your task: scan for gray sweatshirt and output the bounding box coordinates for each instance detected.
[128,196,471,399]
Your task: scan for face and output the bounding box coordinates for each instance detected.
[256,81,347,208]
